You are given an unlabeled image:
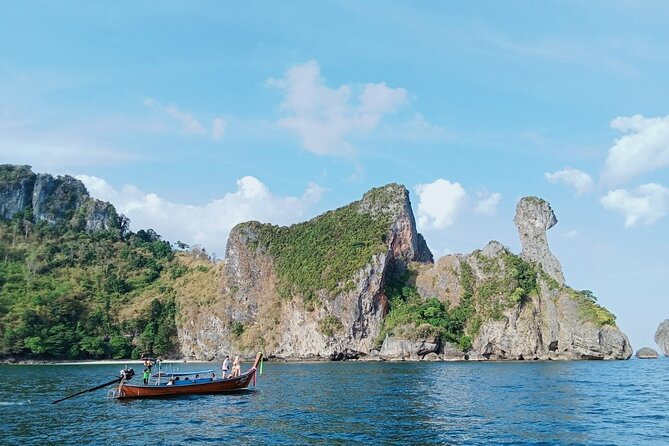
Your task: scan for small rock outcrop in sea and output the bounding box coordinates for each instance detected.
[514,196,565,285]
[654,320,669,356]
[635,347,659,359]
[0,165,119,232]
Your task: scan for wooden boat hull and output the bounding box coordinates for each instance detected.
[114,352,263,399]
[115,370,256,399]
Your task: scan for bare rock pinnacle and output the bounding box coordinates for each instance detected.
[514,196,565,285]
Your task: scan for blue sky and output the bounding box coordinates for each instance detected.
[2,1,668,351]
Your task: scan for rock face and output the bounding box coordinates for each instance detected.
[177,184,434,360]
[80,199,120,232]
[514,197,565,285]
[32,173,89,223]
[654,320,669,356]
[470,281,631,360]
[408,196,631,361]
[379,334,439,360]
[0,165,36,220]
[0,165,119,232]
[358,184,433,265]
[635,347,659,359]
[409,240,632,361]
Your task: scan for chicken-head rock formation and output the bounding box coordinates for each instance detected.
[177,188,631,362]
[514,196,565,286]
[403,196,631,360]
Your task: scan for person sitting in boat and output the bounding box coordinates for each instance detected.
[211,372,216,380]
[231,356,241,377]
[167,377,175,386]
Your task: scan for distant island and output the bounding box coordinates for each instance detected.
[0,164,631,362]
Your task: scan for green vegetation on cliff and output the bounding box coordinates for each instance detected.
[378,249,544,352]
[318,315,344,337]
[0,216,181,359]
[474,250,538,320]
[0,164,34,183]
[571,289,616,326]
[376,269,475,351]
[250,202,391,303]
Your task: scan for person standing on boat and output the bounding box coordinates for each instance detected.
[222,355,230,378]
[231,356,241,377]
[142,368,150,385]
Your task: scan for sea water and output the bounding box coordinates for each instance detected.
[1,359,668,445]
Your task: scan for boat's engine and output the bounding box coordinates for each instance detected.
[120,368,135,381]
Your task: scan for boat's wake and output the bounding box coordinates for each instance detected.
[0,400,30,406]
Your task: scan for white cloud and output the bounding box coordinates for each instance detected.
[414,179,468,229]
[268,60,407,156]
[600,183,669,227]
[474,191,502,215]
[602,114,669,184]
[143,98,225,141]
[77,174,323,257]
[545,168,594,195]
[414,180,502,229]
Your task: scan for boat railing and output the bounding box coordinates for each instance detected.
[137,353,262,387]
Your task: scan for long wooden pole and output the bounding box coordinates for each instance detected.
[51,377,122,404]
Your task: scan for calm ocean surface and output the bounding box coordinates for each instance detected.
[1,359,668,445]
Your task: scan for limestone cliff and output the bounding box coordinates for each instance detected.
[0,164,119,232]
[176,184,433,360]
[392,196,631,360]
[0,165,35,220]
[459,242,629,360]
[178,189,631,361]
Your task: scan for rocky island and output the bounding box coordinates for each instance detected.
[177,185,632,361]
[0,164,632,362]
[635,347,659,359]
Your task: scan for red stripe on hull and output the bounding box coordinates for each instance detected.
[116,370,255,399]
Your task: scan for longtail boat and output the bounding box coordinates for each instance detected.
[109,352,263,399]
